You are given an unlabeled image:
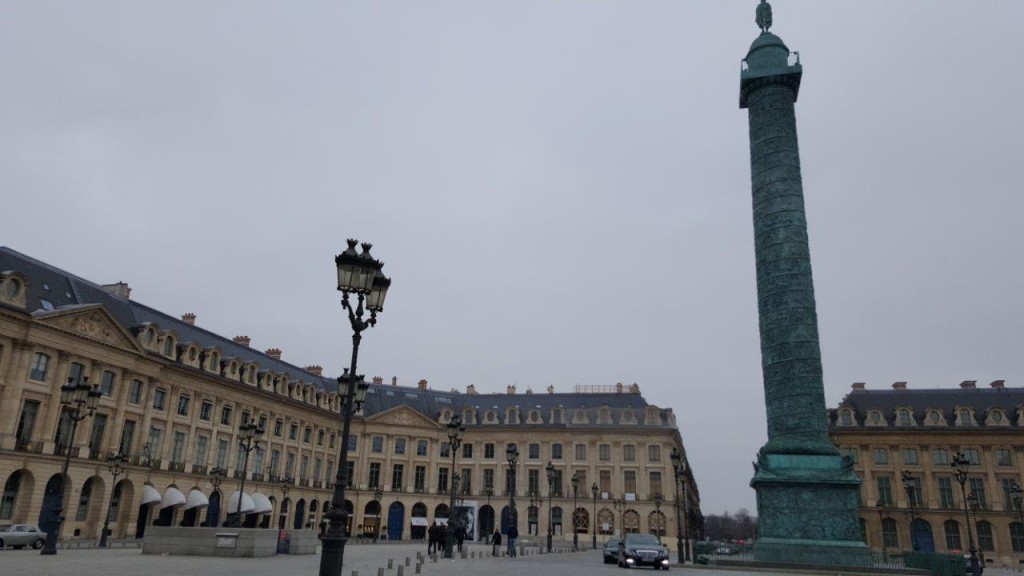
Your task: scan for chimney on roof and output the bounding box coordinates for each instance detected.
[418,379,428,390]
[102,282,132,299]
[233,335,251,347]
[392,376,397,386]
[181,313,196,326]
[507,385,516,395]
[991,380,1005,389]
[265,348,282,360]
[305,365,324,376]
[852,382,866,390]
[547,385,555,394]
[372,376,383,384]
[892,381,907,390]
[467,384,477,395]
[960,380,977,389]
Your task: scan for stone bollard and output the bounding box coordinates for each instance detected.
[405,557,411,566]
[415,564,422,574]
[388,559,393,569]
[461,549,467,559]
[432,555,438,563]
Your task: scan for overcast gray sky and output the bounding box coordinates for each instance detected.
[2,1,1022,515]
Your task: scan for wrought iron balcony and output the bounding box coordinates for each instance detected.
[192,464,209,474]
[13,439,42,453]
[169,461,186,472]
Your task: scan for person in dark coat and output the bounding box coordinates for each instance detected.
[455,524,466,553]
[491,529,502,557]
[428,521,439,554]
[507,524,518,558]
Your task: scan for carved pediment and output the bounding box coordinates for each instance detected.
[33,304,143,353]
[366,405,439,429]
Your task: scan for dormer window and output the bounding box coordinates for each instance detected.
[927,410,942,424]
[839,410,853,426]
[207,352,220,373]
[141,327,156,347]
[163,335,176,358]
[958,408,975,426]
[898,409,913,426]
[0,272,30,308]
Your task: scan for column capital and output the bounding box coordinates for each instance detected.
[13,338,34,351]
[58,351,73,361]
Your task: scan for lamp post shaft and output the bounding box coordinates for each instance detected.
[445,449,457,558]
[319,330,361,576]
[99,465,123,547]
[41,411,83,555]
[572,487,578,551]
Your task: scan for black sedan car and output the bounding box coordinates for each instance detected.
[603,537,622,563]
[617,533,671,570]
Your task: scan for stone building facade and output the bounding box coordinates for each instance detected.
[830,380,1024,566]
[0,246,700,547]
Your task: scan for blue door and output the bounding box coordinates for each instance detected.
[501,506,516,534]
[911,519,934,552]
[388,502,405,540]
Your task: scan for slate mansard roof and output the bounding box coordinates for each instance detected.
[0,246,675,428]
[829,381,1021,430]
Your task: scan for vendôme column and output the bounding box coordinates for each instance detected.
[740,1,865,557]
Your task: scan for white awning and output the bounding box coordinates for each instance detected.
[141,484,161,506]
[251,492,273,514]
[410,517,429,526]
[435,518,449,526]
[185,489,209,510]
[227,491,255,514]
[161,486,187,509]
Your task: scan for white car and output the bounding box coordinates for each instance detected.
[0,524,47,550]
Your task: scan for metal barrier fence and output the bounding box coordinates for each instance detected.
[693,542,964,576]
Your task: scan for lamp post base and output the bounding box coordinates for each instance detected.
[547,532,552,552]
[444,527,454,559]
[592,534,597,549]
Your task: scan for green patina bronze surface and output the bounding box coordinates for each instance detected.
[740,1,864,552]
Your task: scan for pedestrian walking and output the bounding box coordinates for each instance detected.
[507,524,518,558]
[491,529,502,557]
[428,521,439,554]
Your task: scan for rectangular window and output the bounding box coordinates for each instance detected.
[372,436,384,453]
[484,443,495,459]
[274,419,283,437]
[599,444,611,461]
[392,464,404,490]
[253,447,265,474]
[300,455,309,480]
[418,439,429,456]
[903,448,918,465]
[483,468,495,492]
[28,352,49,381]
[650,471,663,497]
[220,406,233,426]
[198,401,211,421]
[285,452,296,477]
[345,461,355,487]
[440,443,450,458]
[152,388,166,410]
[289,423,298,440]
[528,443,540,459]
[933,448,949,465]
[128,379,143,404]
[648,445,661,462]
[317,429,325,447]
[438,467,449,493]
[269,450,280,476]
[600,470,611,493]
[395,438,406,455]
[89,414,108,457]
[970,477,987,508]
[177,395,190,417]
[964,448,981,465]
[146,426,163,463]
[329,433,336,448]
[15,400,40,444]
[873,448,888,465]
[348,434,358,451]
[939,477,955,509]
[575,444,587,461]
[216,439,229,469]
[1003,478,1018,511]
[528,469,540,494]
[415,465,427,491]
[552,443,563,460]
[623,445,636,462]
[171,431,186,464]
[882,519,899,548]
[100,370,115,396]
[906,477,923,506]
[195,436,209,467]
[877,476,893,506]
[68,362,85,384]
[462,443,473,459]
[303,427,312,444]
[945,520,962,550]
[996,449,1012,467]
[119,420,135,456]
[624,470,637,495]
[311,457,322,482]
[461,467,472,494]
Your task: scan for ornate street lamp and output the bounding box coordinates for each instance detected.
[207,467,226,527]
[98,452,129,547]
[506,443,519,535]
[952,451,981,576]
[571,472,581,551]
[41,377,102,555]
[373,486,383,543]
[530,493,543,542]
[901,471,919,551]
[670,447,689,563]
[321,239,390,576]
[444,414,465,558]
[591,482,599,550]
[278,475,292,530]
[227,418,264,527]
[484,481,494,506]
[545,462,556,552]
[614,497,625,538]
[653,494,664,544]
[875,500,887,555]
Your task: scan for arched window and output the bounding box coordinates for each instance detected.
[1010,522,1024,552]
[623,510,641,534]
[648,510,667,535]
[434,503,449,519]
[573,507,590,533]
[977,521,994,552]
[0,472,22,519]
[881,518,899,548]
[944,519,961,550]
[76,477,96,521]
[598,508,614,535]
[552,506,563,532]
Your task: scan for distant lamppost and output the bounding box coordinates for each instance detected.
[506,444,519,534]
[875,500,886,555]
[545,462,556,552]
[614,498,625,537]
[484,482,494,506]
[41,377,102,555]
[373,486,383,542]
[571,472,581,551]
[227,418,264,527]
[952,451,981,576]
[278,475,292,530]
[444,415,465,558]
[530,493,543,542]
[321,238,390,576]
[901,471,919,551]
[99,453,129,547]
[670,447,689,563]
[653,494,664,544]
[1011,481,1024,526]
[591,482,599,549]
[968,491,982,564]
